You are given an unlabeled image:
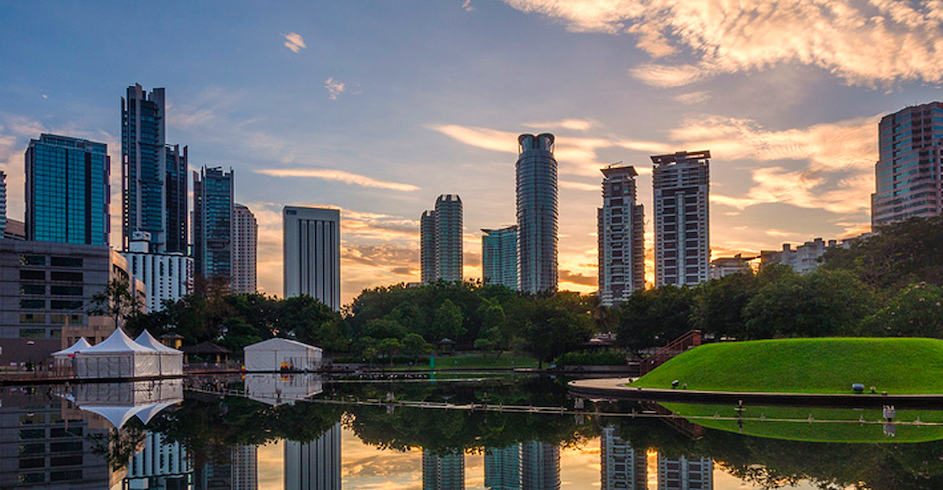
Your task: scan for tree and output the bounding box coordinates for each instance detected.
[277,295,342,346]
[615,286,696,354]
[521,296,594,368]
[402,333,433,359]
[431,299,465,341]
[859,283,943,338]
[89,278,144,331]
[692,272,757,340]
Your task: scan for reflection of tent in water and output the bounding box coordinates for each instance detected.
[245,373,323,406]
[60,379,184,429]
[135,330,184,376]
[74,328,162,379]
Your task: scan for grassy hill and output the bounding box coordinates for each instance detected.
[631,338,943,395]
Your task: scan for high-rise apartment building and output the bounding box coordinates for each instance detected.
[121,84,188,253]
[422,450,465,490]
[122,232,193,312]
[481,225,519,290]
[283,206,340,310]
[521,441,560,490]
[600,426,647,490]
[652,151,710,287]
[25,134,110,245]
[285,423,341,490]
[516,134,558,294]
[657,455,713,490]
[598,165,645,306]
[193,167,234,283]
[484,444,521,490]
[233,203,258,294]
[420,195,463,283]
[0,170,6,239]
[871,102,943,226]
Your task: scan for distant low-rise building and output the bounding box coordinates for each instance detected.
[760,238,841,274]
[709,253,757,279]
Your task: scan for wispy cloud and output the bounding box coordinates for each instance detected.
[461,0,475,12]
[504,0,943,87]
[324,78,346,100]
[523,118,598,131]
[559,180,599,191]
[283,32,306,53]
[255,168,420,192]
[674,91,711,105]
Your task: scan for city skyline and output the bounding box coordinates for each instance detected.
[2,1,942,303]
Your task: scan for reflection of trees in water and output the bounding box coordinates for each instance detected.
[87,423,147,471]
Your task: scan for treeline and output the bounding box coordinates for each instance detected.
[125,215,943,361]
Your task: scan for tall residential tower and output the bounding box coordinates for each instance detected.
[233,204,258,294]
[283,206,340,310]
[871,102,943,226]
[420,195,463,283]
[652,151,710,287]
[481,225,518,290]
[598,165,645,306]
[516,134,558,294]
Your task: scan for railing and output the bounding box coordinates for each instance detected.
[639,329,701,375]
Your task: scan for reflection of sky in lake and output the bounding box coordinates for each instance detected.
[253,429,826,490]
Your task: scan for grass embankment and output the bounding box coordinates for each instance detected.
[660,403,943,443]
[632,338,943,395]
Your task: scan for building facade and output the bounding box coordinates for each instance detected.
[422,450,465,490]
[598,165,645,306]
[122,84,188,253]
[232,204,258,294]
[283,206,341,310]
[484,444,521,490]
[652,151,710,287]
[521,441,559,490]
[420,195,463,283]
[600,426,647,490]
[708,253,756,279]
[126,431,192,489]
[871,102,943,226]
[193,167,234,283]
[657,455,713,490]
[0,170,6,239]
[481,225,518,290]
[759,238,842,275]
[122,233,193,313]
[285,423,341,490]
[25,134,110,246]
[0,240,143,340]
[516,134,558,294]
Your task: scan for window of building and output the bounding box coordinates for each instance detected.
[50,271,83,282]
[19,428,45,439]
[20,299,45,309]
[51,300,83,310]
[20,270,45,281]
[19,314,45,324]
[18,473,45,484]
[50,286,83,296]
[20,329,46,339]
[50,470,83,482]
[50,257,83,267]
[20,255,45,266]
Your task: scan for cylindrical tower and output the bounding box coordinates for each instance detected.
[516,133,558,294]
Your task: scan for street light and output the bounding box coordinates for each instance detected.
[26,340,35,373]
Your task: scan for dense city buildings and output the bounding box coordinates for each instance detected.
[232,203,259,294]
[420,195,464,283]
[193,167,235,283]
[25,134,110,246]
[600,426,647,490]
[481,225,519,290]
[657,455,713,490]
[121,84,188,254]
[516,134,558,294]
[422,450,465,490]
[126,431,192,489]
[484,444,521,490]
[871,102,943,226]
[283,206,341,310]
[285,423,341,490]
[598,165,645,306]
[521,441,560,490]
[652,150,711,287]
[0,170,6,239]
[759,238,842,275]
[0,240,144,344]
[3,218,25,241]
[122,232,193,313]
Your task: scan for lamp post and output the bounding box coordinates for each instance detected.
[26,340,35,374]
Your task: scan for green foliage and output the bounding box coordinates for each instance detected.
[431,299,465,340]
[615,285,696,353]
[89,278,144,331]
[692,272,756,339]
[859,283,943,338]
[554,350,626,366]
[633,338,943,394]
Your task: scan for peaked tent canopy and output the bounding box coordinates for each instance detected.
[74,328,161,379]
[135,330,184,376]
[51,337,92,359]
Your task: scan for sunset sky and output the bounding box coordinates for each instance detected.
[2,1,942,304]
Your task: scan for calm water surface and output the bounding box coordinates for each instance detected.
[2,373,941,489]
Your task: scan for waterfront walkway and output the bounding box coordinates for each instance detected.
[568,377,943,409]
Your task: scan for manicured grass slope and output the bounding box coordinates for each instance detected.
[632,338,943,394]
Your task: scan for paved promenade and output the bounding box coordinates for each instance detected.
[569,377,943,409]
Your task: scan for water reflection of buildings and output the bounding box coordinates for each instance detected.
[285,422,341,490]
[422,449,465,490]
[521,441,560,490]
[657,455,713,490]
[600,426,647,490]
[484,444,520,490]
[126,432,191,489]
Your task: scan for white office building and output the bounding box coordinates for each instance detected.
[283,206,340,310]
[122,232,193,312]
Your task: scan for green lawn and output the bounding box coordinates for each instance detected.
[631,338,943,394]
[660,402,943,443]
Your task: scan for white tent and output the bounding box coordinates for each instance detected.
[51,337,92,360]
[62,380,184,429]
[245,373,324,406]
[74,328,161,379]
[135,330,184,376]
[244,338,323,372]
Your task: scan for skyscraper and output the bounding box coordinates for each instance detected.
[481,225,519,290]
[521,441,559,490]
[598,165,645,306]
[283,206,340,310]
[516,134,558,294]
[421,210,437,284]
[25,134,110,245]
[652,151,710,287]
[422,450,465,490]
[193,167,234,283]
[484,444,521,490]
[121,84,188,253]
[600,426,646,490]
[657,455,713,490]
[233,204,259,294]
[871,101,943,226]
[285,423,340,490]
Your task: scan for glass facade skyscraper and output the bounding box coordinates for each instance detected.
[516,134,558,294]
[652,150,710,287]
[25,134,110,245]
[871,101,943,226]
[598,165,645,306]
[421,210,437,284]
[121,84,188,253]
[193,167,234,283]
[481,225,518,290]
